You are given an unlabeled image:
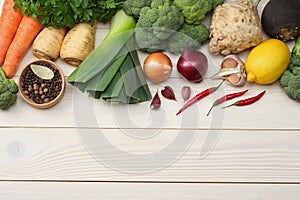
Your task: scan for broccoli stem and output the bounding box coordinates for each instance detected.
[293,36,300,57]
[0,68,7,81]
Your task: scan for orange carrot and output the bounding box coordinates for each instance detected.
[3,15,42,78]
[0,0,23,65]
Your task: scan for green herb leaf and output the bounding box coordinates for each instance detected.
[13,0,124,28]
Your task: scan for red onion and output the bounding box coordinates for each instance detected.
[177,47,208,83]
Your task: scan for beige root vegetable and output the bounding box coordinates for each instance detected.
[32,27,67,61]
[60,22,96,66]
[208,0,263,55]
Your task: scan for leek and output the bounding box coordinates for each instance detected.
[67,9,152,104]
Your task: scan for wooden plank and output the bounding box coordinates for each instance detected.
[1,0,298,130]
[0,181,300,199]
[1,79,299,129]
[0,128,300,182]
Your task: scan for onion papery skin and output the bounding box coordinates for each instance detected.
[177,47,208,83]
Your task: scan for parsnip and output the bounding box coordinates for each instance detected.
[60,22,96,66]
[32,27,67,61]
[208,0,263,55]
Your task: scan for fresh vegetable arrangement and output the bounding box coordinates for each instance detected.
[280,36,300,101]
[19,60,65,108]
[13,0,124,28]
[32,27,67,61]
[222,90,266,109]
[0,0,297,115]
[143,52,173,83]
[0,67,18,110]
[2,12,42,78]
[0,0,22,65]
[177,47,208,83]
[172,0,224,25]
[60,22,96,66]
[261,0,300,41]
[210,54,246,87]
[207,89,248,116]
[123,0,223,53]
[67,10,152,104]
[209,0,263,55]
[176,81,224,115]
[245,38,290,84]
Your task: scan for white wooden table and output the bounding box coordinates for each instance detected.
[1,0,300,199]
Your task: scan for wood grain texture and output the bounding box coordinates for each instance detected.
[1,0,300,198]
[1,182,300,200]
[0,128,299,183]
[1,79,298,129]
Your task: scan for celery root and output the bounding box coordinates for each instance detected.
[60,22,96,66]
[209,0,263,55]
[32,27,67,61]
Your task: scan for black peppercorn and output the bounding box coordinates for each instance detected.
[21,61,63,104]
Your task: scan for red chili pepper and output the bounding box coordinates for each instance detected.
[176,81,224,115]
[206,89,248,116]
[222,90,266,109]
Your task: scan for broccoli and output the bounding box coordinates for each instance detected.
[135,27,168,52]
[167,23,209,53]
[173,0,224,25]
[0,68,18,110]
[123,0,152,19]
[135,0,184,52]
[211,0,225,9]
[280,36,300,101]
[150,0,173,8]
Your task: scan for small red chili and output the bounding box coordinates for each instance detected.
[206,89,248,116]
[222,90,266,109]
[176,80,224,115]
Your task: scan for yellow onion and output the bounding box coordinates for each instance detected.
[143,52,172,83]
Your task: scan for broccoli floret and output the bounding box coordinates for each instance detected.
[284,86,300,101]
[173,0,224,25]
[0,68,18,110]
[280,36,300,101]
[123,0,152,19]
[150,0,173,8]
[0,91,17,110]
[293,66,300,75]
[135,1,184,52]
[167,23,209,53]
[211,0,225,9]
[280,70,292,87]
[135,27,168,52]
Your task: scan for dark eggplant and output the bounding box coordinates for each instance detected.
[261,0,300,41]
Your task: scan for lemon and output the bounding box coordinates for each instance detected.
[245,39,290,84]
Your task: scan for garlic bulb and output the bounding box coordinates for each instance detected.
[210,54,246,87]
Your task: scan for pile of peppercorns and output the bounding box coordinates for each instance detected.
[21,62,63,104]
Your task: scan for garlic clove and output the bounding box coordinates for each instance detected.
[227,73,246,86]
[161,86,177,101]
[211,54,246,87]
[150,91,161,109]
[181,86,191,101]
